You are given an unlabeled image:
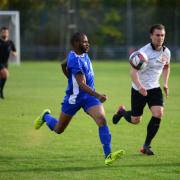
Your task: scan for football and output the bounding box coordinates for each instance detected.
[129,51,148,70]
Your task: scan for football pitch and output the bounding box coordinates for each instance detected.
[0,61,180,180]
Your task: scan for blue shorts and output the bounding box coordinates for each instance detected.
[61,95,101,116]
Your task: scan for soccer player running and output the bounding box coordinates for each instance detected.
[112,24,171,155]
[34,32,125,165]
[0,27,17,99]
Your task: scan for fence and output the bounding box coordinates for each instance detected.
[19,5,180,60]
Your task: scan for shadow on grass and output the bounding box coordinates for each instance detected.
[0,162,180,173]
[0,155,107,172]
[0,155,74,162]
[0,166,107,173]
[0,154,179,173]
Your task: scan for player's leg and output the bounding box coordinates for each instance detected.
[84,98,125,165]
[0,66,9,99]
[141,88,163,155]
[44,111,73,134]
[34,99,80,133]
[112,88,146,125]
[34,109,73,133]
[86,104,111,157]
[144,105,163,146]
[54,112,73,134]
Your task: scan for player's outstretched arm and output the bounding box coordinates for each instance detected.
[75,72,107,103]
[61,60,68,78]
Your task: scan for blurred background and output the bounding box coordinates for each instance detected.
[0,0,179,61]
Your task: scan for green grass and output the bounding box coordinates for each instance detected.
[0,61,180,180]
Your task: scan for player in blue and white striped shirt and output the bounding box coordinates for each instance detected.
[34,32,125,165]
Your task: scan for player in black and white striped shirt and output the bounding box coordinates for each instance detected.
[112,24,171,155]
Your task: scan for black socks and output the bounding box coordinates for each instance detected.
[144,116,161,147]
[0,78,7,91]
[122,110,132,123]
[0,78,7,99]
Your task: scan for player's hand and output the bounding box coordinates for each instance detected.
[97,94,107,103]
[163,85,169,98]
[138,86,147,96]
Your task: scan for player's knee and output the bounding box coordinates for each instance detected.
[56,129,64,134]
[131,117,141,124]
[54,127,65,134]
[1,70,8,79]
[153,111,163,119]
[3,74,8,79]
[96,115,107,127]
[153,110,163,119]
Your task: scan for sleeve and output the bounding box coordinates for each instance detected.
[11,41,16,51]
[163,48,171,65]
[68,56,84,75]
[166,49,171,64]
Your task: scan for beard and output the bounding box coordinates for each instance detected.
[80,46,89,53]
[1,35,7,40]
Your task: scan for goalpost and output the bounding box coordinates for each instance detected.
[0,11,20,65]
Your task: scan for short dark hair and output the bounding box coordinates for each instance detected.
[1,26,9,32]
[70,32,86,46]
[150,24,165,34]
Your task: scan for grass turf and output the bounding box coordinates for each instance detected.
[0,61,180,180]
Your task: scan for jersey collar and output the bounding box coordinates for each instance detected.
[150,42,166,51]
[71,50,85,58]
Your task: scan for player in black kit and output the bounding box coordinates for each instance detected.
[0,27,17,99]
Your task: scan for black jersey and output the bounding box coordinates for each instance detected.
[0,39,16,64]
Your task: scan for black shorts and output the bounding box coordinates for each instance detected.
[0,63,8,70]
[131,87,163,116]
